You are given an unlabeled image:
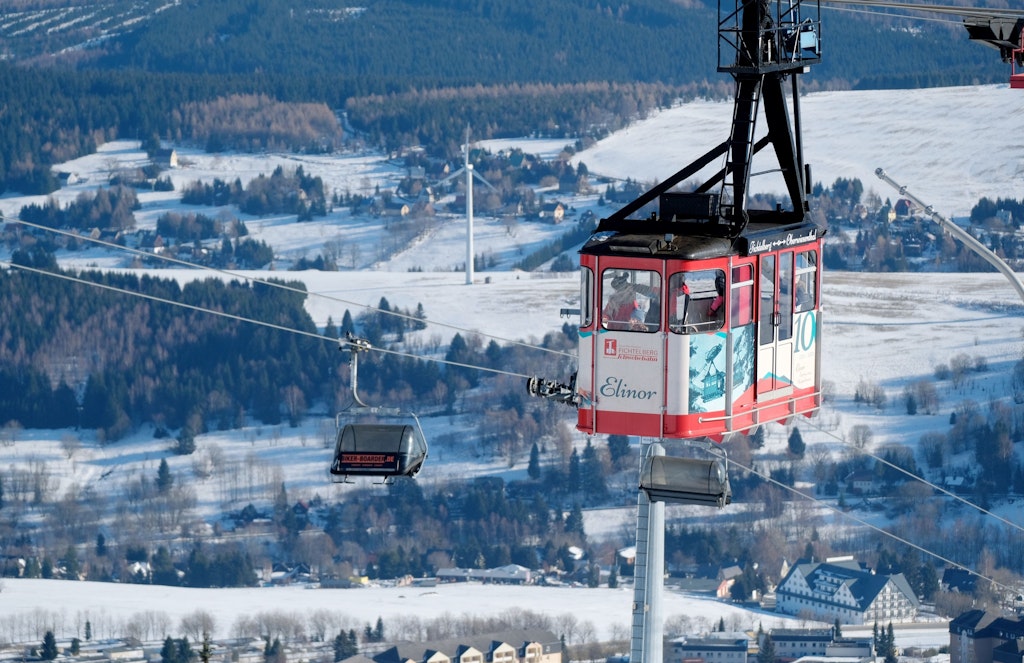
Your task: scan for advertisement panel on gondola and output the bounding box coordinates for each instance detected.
[335,453,400,472]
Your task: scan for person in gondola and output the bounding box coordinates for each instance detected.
[708,273,726,320]
[668,275,691,332]
[602,270,659,329]
[604,271,649,330]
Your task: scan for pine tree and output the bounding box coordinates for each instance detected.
[62,544,80,579]
[564,503,585,536]
[41,631,58,660]
[884,623,898,663]
[373,616,384,642]
[324,316,339,339]
[177,637,193,663]
[156,458,173,492]
[787,427,806,458]
[333,632,348,662]
[161,635,182,663]
[414,303,427,330]
[757,633,776,663]
[581,439,607,502]
[567,448,582,493]
[152,546,179,586]
[607,434,631,468]
[175,427,196,455]
[71,639,81,655]
[587,561,600,588]
[85,621,92,641]
[833,618,842,639]
[528,442,541,480]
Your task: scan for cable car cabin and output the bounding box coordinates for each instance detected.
[640,455,732,507]
[330,421,427,481]
[575,207,824,442]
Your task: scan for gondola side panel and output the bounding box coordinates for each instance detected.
[792,309,818,390]
[729,322,757,424]
[577,328,596,433]
[592,329,665,436]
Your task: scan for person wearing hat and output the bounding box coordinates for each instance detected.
[604,271,647,330]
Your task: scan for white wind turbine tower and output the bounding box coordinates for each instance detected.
[441,128,497,285]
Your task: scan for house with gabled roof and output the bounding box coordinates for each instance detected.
[768,628,834,660]
[669,634,748,663]
[366,629,560,663]
[993,638,1024,663]
[951,611,1024,663]
[774,556,919,625]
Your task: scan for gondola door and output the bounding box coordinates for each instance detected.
[756,251,795,400]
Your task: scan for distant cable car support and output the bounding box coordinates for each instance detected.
[875,168,1024,305]
[330,333,428,483]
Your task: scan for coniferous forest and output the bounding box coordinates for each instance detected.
[0,0,1005,194]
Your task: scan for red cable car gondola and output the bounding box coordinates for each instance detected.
[529,0,826,441]
[571,207,824,441]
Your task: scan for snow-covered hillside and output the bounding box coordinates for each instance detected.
[569,84,1024,219]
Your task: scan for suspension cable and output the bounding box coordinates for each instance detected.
[0,213,576,360]
[803,417,1024,537]
[823,0,1024,21]
[700,444,1016,595]
[0,259,540,381]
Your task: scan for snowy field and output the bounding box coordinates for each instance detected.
[569,84,1024,220]
[0,579,804,645]
[0,84,1021,651]
[0,578,952,650]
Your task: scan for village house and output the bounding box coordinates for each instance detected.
[774,557,919,625]
[668,634,748,663]
[436,564,532,585]
[950,610,1024,663]
[154,148,178,169]
[843,471,877,496]
[538,202,565,224]
[768,629,834,660]
[364,629,560,663]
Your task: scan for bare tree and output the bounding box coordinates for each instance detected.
[847,424,873,449]
[950,353,973,387]
[180,610,217,643]
[60,434,81,460]
[1,420,22,447]
[554,612,579,644]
